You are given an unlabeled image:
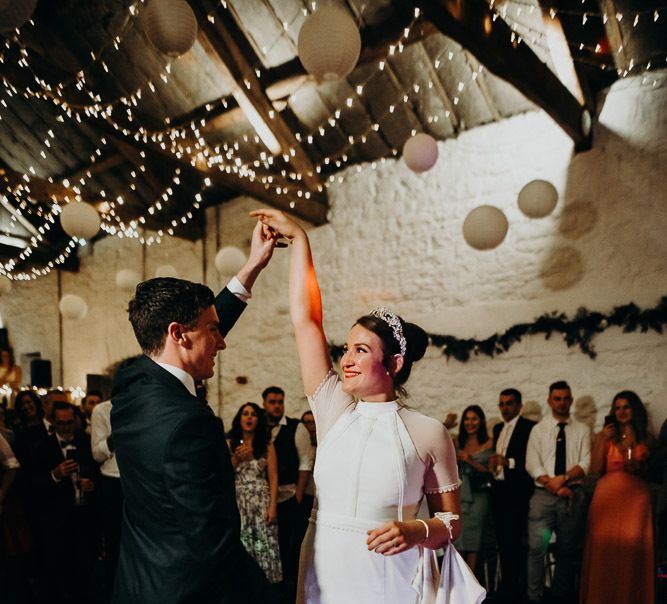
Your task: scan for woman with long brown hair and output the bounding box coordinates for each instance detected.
[579,390,654,604]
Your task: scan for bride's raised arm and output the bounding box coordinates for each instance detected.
[249,209,332,395]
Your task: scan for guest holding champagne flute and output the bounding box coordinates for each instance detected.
[579,391,654,604]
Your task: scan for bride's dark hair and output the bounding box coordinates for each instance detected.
[354,313,428,397]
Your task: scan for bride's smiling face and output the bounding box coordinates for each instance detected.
[340,324,394,400]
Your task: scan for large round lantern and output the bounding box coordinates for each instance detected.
[0,275,11,295]
[402,133,438,173]
[0,0,38,34]
[59,294,88,320]
[463,205,509,250]
[143,0,197,58]
[60,202,101,240]
[297,5,361,81]
[155,264,178,278]
[116,269,141,292]
[518,179,558,218]
[214,246,246,276]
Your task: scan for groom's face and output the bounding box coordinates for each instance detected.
[182,305,226,381]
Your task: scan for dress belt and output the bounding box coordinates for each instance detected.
[310,508,402,533]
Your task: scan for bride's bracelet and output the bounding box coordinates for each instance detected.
[415,518,429,543]
[434,512,460,540]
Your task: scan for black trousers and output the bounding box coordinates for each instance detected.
[276,496,307,596]
[491,485,530,602]
[100,475,123,590]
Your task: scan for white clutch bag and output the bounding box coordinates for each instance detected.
[434,513,486,604]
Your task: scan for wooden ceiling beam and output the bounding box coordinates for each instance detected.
[192,4,323,195]
[411,0,592,150]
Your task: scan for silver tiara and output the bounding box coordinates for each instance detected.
[369,306,407,356]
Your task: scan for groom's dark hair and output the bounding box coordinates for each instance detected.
[128,278,214,355]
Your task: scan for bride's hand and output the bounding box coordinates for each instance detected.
[249,208,303,241]
[366,520,424,556]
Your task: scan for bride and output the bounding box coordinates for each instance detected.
[250,208,462,604]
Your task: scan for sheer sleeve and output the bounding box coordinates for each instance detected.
[399,409,460,494]
[306,370,354,443]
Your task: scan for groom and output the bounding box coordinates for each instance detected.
[111,222,283,604]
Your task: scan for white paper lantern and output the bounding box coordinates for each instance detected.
[59,294,88,320]
[155,264,178,278]
[0,0,38,34]
[142,0,197,58]
[463,205,509,250]
[518,180,559,218]
[60,202,101,240]
[214,246,246,276]
[297,5,361,81]
[116,269,142,292]
[0,275,11,295]
[402,133,439,173]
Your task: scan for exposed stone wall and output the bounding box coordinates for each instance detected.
[1,70,665,436]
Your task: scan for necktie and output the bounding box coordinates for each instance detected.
[60,440,75,448]
[555,422,567,476]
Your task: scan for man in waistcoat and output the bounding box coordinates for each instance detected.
[489,388,536,603]
[263,386,314,598]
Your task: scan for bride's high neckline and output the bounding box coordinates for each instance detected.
[356,399,399,417]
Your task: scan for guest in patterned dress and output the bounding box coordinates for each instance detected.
[227,402,282,584]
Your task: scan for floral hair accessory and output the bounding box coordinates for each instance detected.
[369,306,407,356]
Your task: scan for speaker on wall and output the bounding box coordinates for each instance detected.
[86,374,112,400]
[30,359,52,388]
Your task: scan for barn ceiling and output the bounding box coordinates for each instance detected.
[0,0,664,279]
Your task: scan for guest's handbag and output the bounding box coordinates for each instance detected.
[434,513,486,604]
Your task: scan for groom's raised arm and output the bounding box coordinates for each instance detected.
[215,220,277,336]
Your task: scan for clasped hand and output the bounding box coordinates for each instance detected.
[53,459,78,480]
[234,443,253,462]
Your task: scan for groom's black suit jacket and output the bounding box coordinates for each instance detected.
[111,288,280,604]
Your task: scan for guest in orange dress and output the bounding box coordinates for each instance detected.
[579,390,654,604]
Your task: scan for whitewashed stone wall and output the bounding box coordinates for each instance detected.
[205,70,667,434]
[1,70,666,436]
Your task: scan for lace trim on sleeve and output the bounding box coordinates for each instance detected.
[424,479,461,494]
[309,368,336,400]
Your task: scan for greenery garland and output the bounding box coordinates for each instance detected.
[330,296,667,363]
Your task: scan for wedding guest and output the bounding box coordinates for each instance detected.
[454,405,494,580]
[227,402,282,584]
[262,386,314,598]
[525,381,590,604]
[579,391,654,604]
[488,388,535,603]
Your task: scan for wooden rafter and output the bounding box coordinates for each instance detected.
[191,3,323,195]
[411,0,592,150]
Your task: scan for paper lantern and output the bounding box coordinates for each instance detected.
[59,294,88,320]
[463,205,508,250]
[60,202,101,240]
[402,133,439,173]
[142,0,197,58]
[297,5,361,81]
[518,180,558,218]
[155,264,178,278]
[0,0,38,34]
[116,269,141,292]
[214,246,246,276]
[0,275,11,295]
